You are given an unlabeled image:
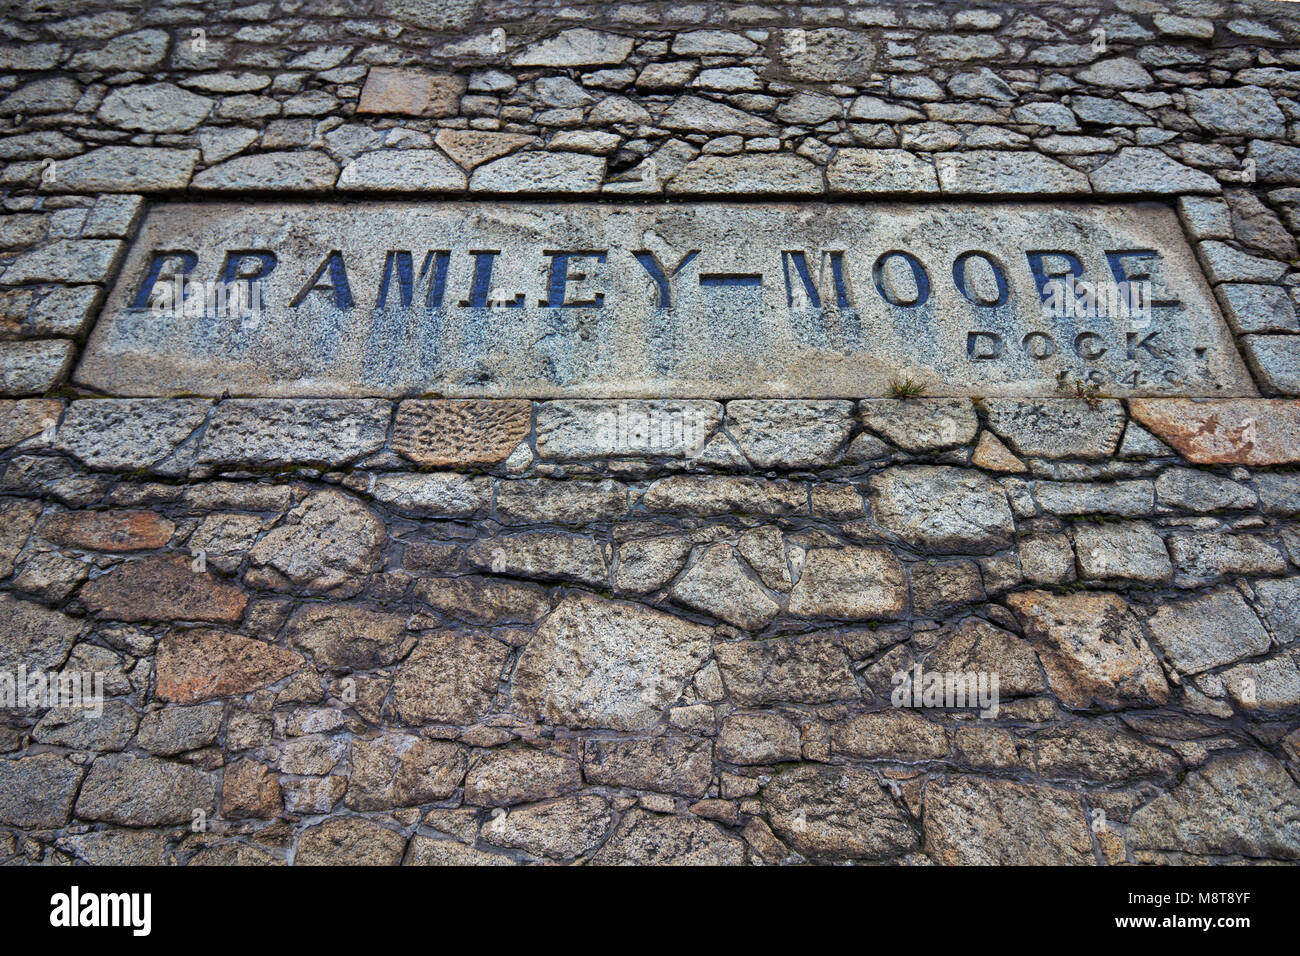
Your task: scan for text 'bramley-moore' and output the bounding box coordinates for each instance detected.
[75,200,1255,399]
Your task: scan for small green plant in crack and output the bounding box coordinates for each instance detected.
[887,375,928,399]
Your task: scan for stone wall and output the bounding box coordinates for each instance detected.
[1,0,1299,865]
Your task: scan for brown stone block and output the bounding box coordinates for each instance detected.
[356,67,465,117]
[1129,398,1300,465]
[39,509,175,552]
[80,554,248,623]
[156,628,305,704]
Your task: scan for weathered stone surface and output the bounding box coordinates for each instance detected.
[1155,467,1257,511]
[1243,335,1300,396]
[1130,400,1300,465]
[286,604,416,669]
[5,239,123,284]
[935,151,1090,194]
[347,735,468,808]
[762,765,917,860]
[777,28,875,83]
[413,575,549,624]
[9,0,1300,869]
[511,593,713,731]
[137,704,223,755]
[199,400,389,467]
[582,737,712,796]
[860,399,978,451]
[98,82,212,132]
[672,30,757,56]
[1168,530,1287,585]
[221,759,282,820]
[339,150,467,191]
[1128,752,1300,859]
[357,68,464,117]
[832,710,949,761]
[0,399,60,451]
[81,555,248,624]
[296,817,406,865]
[984,400,1125,459]
[79,201,1249,399]
[0,499,41,578]
[787,546,907,619]
[904,556,982,616]
[394,399,531,466]
[391,631,510,725]
[591,809,745,865]
[404,836,517,865]
[924,777,1094,865]
[1251,577,1300,640]
[1034,480,1155,517]
[59,830,170,866]
[352,472,492,519]
[76,754,216,826]
[1187,86,1287,138]
[613,534,691,593]
[870,466,1014,554]
[38,510,174,552]
[828,149,940,194]
[50,147,198,192]
[715,633,858,705]
[1008,590,1169,709]
[1248,139,1300,184]
[470,152,605,192]
[671,543,778,630]
[156,629,304,703]
[513,29,633,67]
[1077,57,1153,89]
[464,749,581,806]
[35,700,138,751]
[642,476,805,517]
[0,594,84,671]
[668,154,822,195]
[0,340,74,395]
[1090,147,1220,194]
[467,532,607,587]
[719,712,802,765]
[0,754,84,828]
[1222,648,1300,711]
[971,431,1026,472]
[68,29,168,71]
[1199,241,1287,284]
[496,478,626,524]
[536,400,716,459]
[193,152,339,192]
[1032,723,1180,782]
[926,617,1046,697]
[1073,522,1173,583]
[55,399,210,471]
[726,400,854,468]
[480,794,611,859]
[1146,588,1271,675]
[434,130,533,170]
[249,490,386,593]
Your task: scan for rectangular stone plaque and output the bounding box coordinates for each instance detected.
[77,200,1255,398]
